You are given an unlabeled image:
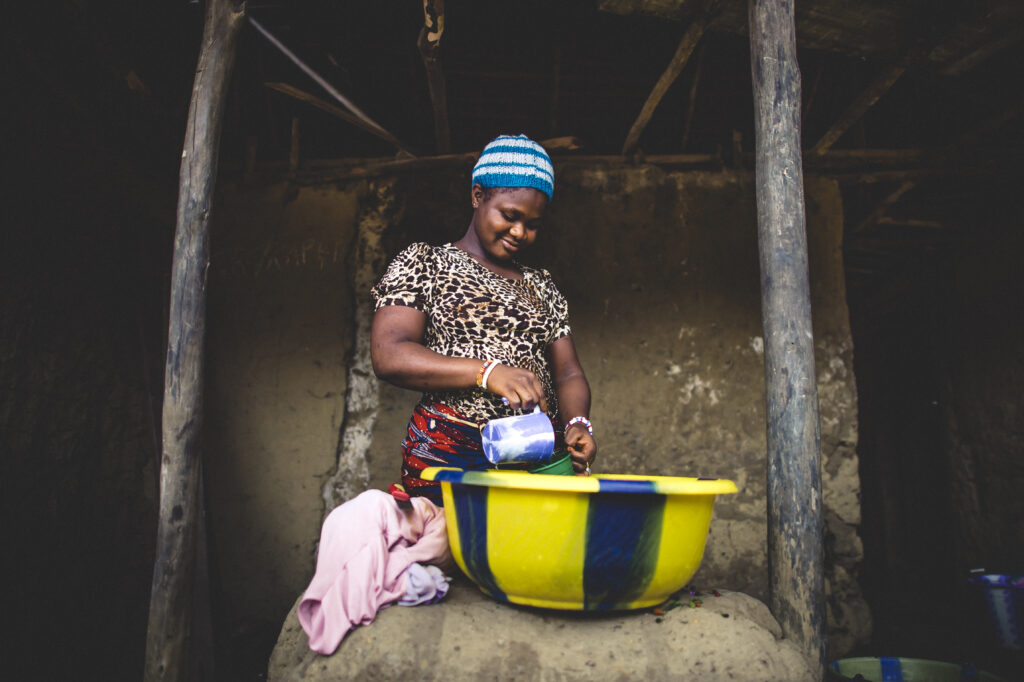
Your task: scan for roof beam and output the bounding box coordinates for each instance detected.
[851,94,1024,232]
[810,45,924,156]
[940,25,1024,76]
[250,16,415,157]
[852,181,918,233]
[680,42,705,151]
[417,0,451,154]
[264,82,411,153]
[622,10,710,156]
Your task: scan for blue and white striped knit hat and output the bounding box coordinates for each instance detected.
[471,134,554,200]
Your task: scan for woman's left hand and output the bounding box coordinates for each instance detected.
[565,423,597,476]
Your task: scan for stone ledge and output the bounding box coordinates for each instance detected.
[269,578,816,681]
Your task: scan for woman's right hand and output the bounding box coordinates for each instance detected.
[485,364,548,413]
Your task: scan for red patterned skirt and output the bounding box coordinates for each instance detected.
[400,401,563,506]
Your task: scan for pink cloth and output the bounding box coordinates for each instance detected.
[297,489,451,655]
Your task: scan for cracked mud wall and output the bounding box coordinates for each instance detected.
[207,166,868,656]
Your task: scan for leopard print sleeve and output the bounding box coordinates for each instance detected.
[535,268,572,342]
[371,242,435,313]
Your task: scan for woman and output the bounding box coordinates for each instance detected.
[370,134,597,506]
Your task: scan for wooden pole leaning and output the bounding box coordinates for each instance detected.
[748,0,826,675]
[143,1,245,680]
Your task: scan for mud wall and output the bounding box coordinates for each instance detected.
[2,139,170,679]
[847,196,1024,660]
[942,214,1024,575]
[204,182,361,661]
[207,165,868,656]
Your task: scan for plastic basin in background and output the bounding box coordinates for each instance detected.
[828,656,1006,682]
[968,572,1024,651]
[420,467,737,611]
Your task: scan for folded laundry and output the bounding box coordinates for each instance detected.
[297,489,451,655]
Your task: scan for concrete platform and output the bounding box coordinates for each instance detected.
[269,577,816,681]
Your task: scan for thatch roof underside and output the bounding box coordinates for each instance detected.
[227,0,1022,295]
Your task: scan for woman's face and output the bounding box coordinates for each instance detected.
[470,185,548,262]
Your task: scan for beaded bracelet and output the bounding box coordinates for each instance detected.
[565,416,594,436]
[475,359,494,387]
[481,361,500,390]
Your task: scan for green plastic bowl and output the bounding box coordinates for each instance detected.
[528,451,574,476]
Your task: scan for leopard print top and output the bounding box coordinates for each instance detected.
[371,242,571,423]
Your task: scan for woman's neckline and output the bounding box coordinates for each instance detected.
[448,243,526,281]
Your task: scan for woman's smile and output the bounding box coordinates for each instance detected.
[464,185,548,266]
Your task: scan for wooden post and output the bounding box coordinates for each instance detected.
[144,1,245,680]
[418,0,450,154]
[748,0,826,675]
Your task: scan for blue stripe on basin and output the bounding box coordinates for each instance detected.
[583,492,666,609]
[879,657,903,681]
[596,478,658,494]
[452,484,506,602]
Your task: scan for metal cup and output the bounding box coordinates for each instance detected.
[481,406,555,465]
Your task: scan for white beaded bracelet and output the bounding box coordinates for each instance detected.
[480,361,500,390]
[565,416,593,436]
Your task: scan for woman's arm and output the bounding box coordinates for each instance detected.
[371,305,480,391]
[371,305,548,411]
[549,334,597,473]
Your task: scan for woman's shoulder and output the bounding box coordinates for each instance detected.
[394,241,462,262]
[521,263,558,288]
[385,241,445,271]
[394,241,433,260]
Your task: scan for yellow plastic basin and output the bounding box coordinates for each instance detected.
[421,467,738,611]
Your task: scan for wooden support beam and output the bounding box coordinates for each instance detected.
[680,42,705,151]
[250,16,415,157]
[272,151,720,183]
[144,1,245,680]
[810,46,924,156]
[804,148,929,168]
[826,167,993,185]
[940,25,1024,77]
[852,181,918,234]
[622,13,708,156]
[802,58,824,123]
[264,82,411,153]
[417,0,450,154]
[877,217,943,229]
[850,95,1024,230]
[748,0,826,675]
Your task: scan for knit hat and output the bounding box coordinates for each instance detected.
[471,134,554,200]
